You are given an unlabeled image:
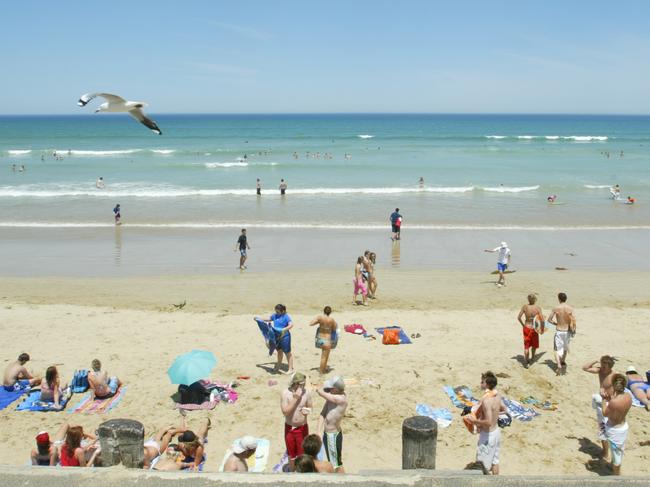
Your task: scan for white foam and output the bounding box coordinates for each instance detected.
[517,135,536,140]
[485,135,506,139]
[150,149,175,154]
[545,136,560,140]
[8,150,32,155]
[584,184,611,189]
[482,185,540,193]
[1,221,649,231]
[205,162,249,168]
[357,134,374,139]
[59,149,141,156]
[563,136,608,142]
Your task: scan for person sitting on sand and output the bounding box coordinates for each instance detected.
[625,365,650,411]
[223,436,258,472]
[88,359,122,400]
[59,423,100,467]
[309,306,338,375]
[353,256,368,306]
[143,423,185,469]
[302,434,334,473]
[602,373,632,475]
[317,376,348,473]
[282,372,312,471]
[31,430,60,466]
[3,353,40,391]
[40,366,70,409]
[151,417,211,471]
[294,454,317,472]
[583,355,616,459]
[517,294,543,369]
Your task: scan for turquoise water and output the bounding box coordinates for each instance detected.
[1,114,649,228]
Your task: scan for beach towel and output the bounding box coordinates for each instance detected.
[0,388,27,410]
[627,388,644,408]
[255,318,282,356]
[174,380,238,410]
[344,323,372,337]
[502,397,540,421]
[219,438,270,472]
[16,391,70,412]
[443,385,478,409]
[415,404,453,428]
[68,387,126,414]
[272,451,289,473]
[375,326,412,344]
[520,396,558,411]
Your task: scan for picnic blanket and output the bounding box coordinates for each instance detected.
[375,326,412,344]
[0,387,28,410]
[415,404,453,428]
[69,387,126,414]
[502,397,540,422]
[219,438,270,472]
[443,385,478,409]
[16,391,70,412]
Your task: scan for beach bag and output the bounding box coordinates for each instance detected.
[71,369,89,393]
[382,328,400,345]
[178,381,210,405]
[533,313,545,335]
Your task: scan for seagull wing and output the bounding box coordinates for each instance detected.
[128,107,162,135]
[77,93,127,107]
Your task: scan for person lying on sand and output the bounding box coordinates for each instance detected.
[151,417,211,471]
[625,365,650,411]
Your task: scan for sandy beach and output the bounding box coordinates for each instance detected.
[1,269,649,475]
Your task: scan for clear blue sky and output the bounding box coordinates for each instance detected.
[2,1,650,114]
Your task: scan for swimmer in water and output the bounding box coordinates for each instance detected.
[625,196,635,205]
[547,195,557,203]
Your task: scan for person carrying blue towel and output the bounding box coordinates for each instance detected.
[258,304,294,374]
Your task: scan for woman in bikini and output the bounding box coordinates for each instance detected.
[40,366,69,409]
[625,366,650,411]
[309,306,338,375]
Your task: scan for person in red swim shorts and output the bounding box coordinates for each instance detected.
[281,372,312,471]
[517,293,543,369]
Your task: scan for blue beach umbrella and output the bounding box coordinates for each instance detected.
[167,349,217,385]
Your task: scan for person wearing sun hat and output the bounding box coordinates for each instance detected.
[317,376,348,472]
[30,422,74,466]
[484,241,511,287]
[625,365,650,411]
[223,435,259,472]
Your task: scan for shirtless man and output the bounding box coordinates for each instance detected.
[3,353,40,391]
[223,436,258,472]
[516,294,543,368]
[302,434,334,473]
[583,355,616,460]
[317,376,348,473]
[547,292,576,375]
[309,306,338,375]
[88,359,123,400]
[602,374,632,475]
[281,372,312,471]
[466,372,505,475]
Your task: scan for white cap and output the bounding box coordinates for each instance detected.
[324,376,345,391]
[232,436,258,454]
[626,365,638,374]
[501,241,508,247]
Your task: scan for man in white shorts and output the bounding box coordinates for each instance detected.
[547,292,576,376]
[602,373,632,475]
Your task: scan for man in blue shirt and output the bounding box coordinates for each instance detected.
[389,208,402,241]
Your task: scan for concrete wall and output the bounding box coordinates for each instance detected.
[0,466,645,487]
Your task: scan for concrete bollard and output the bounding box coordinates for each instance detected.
[402,416,437,470]
[97,419,145,468]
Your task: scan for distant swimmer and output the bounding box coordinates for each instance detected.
[547,195,557,203]
[96,177,105,189]
[11,164,16,172]
[418,177,424,188]
[625,196,635,205]
[279,179,287,196]
[610,185,621,200]
[113,204,121,225]
[19,165,25,172]
[256,178,261,196]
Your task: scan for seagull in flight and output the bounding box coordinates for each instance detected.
[77,93,162,134]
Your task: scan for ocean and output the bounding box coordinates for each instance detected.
[1,114,649,275]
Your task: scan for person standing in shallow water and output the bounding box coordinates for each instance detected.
[235,228,251,270]
[279,179,287,195]
[256,178,261,196]
[113,204,121,225]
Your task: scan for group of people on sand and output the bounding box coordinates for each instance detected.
[516,292,576,374]
[256,304,339,377]
[353,250,378,306]
[280,373,348,473]
[3,354,122,409]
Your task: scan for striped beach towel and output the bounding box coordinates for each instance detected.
[69,387,126,414]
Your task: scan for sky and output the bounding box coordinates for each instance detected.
[1,1,650,115]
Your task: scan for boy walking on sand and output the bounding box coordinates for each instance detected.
[547,292,576,376]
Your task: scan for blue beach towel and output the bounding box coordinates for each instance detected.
[502,397,540,421]
[16,391,70,412]
[627,388,644,408]
[443,385,478,409]
[415,404,453,428]
[0,388,27,410]
[255,318,280,356]
[375,326,412,344]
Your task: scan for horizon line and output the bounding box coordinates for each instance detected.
[1,111,650,117]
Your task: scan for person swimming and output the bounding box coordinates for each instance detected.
[625,196,635,205]
[547,195,557,203]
